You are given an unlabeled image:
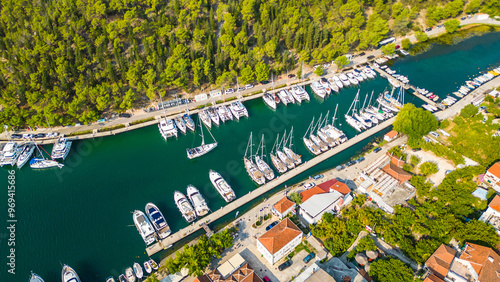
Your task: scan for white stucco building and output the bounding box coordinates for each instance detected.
[256,218,303,265]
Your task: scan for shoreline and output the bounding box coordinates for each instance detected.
[2,18,499,144]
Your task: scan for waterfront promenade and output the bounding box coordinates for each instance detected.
[146,116,396,255]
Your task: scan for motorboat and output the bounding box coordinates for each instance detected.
[145,202,171,239]
[174,191,197,222]
[125,267,136,282]
[158,118,178,139]
[106,277,116,282]
[338,73,350,87]
[207,107,220,126]
[17,142,35,168]
[327,77,340,92]
[143,261,152,274]
[346,72,359,85]
[133,263,143,280]
[133,210,156,245]
[310,81,326,98]
[174,116,187,134]
[331,75,344,89]
[320,78,332,94]
[217,105,233,122]
[149,259,159,271]
[30,272,45,282]
[61,265,81,282]
[0,141,21,167]
[209,170,236,202]
[263,93,277,109]
[199,110,212,128]
[229,101,249,119]
[51,137,72,159]
[182,114,196,132]
[186,117,217,159]
[187,185,210,217]
[118,274,127,282]
[290,86,310,102]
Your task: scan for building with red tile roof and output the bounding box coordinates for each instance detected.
[317,179,351,195]
[381,162,411,184]
[300,186,327,202]
[195,257,264,282]
[272,196,296,219]
[485,162,500,191]
[448,243,500,282]
[384,130,398,142]
[256,218,303,265]
[425,244,456,280]
[479,194,500,234]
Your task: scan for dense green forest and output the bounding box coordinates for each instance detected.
[0,0,498,128]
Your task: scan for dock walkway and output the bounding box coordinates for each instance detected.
[372,67,438,107]
[145,117,396,256]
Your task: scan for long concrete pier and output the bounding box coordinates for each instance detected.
[372,66,439,107]
[145,116,396,256]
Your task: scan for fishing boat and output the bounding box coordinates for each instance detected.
[217,105,233,122]
[158,118,178,139]
[106,277,116,282]
[133,210,156,245]
[263,93,277,109]
[144,261,152,274]
[17,142,35,168]
[0,141,21,167]
[244,133,266,185]
[118,274,127,282]
[270,134,288,174]
[30,272,45,282]
[174,191,197,222]
[145,202,171,239]
[61,265,81,282]
[199,109,212,128]
[283,127,302,165]
[209,170,236,202]
[255,135,275,181]
[149,259,159,271]
[310,81,327,98]
[51,137,72,159]
[182,113,196,132]
[133,263,143,279]
[303,118,321,155]
[125,267,136,282]
[187,185,210,217]
[174,116,187,134]
[290,85,310,102]
[30,143,64,169]
[208,107,220,126]
[186,116,217,159]
[230,101,249,119]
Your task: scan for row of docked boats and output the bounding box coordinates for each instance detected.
[110,258,159,282]
[270,128,302,174]
[303,105,348,155]
[310,67,377,99]
[0,136,71,169]
[133,203,172,246]
[262,85,311,109]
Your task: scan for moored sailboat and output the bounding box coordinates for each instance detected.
[255,135,275,181]
[270,134,288,174]
[186,117,218,159]
[244,132,266,185]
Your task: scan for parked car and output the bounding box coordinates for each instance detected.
[245,84,254,89]
[425,28,432,32]
[461,17,466,20]
[288,74,296,78]
[346,161,356,167]
[33,133,46,138]
[374,147,382,153]
[303,182,316,190]
[23,134,33,139]
[336,165,344,171]
[238,87,246,91]
[278,260,292,271]
[266,221,279,231]
[46,132,59,138]
[367,55,375,60]
[429,131,439,138]
[312,174,324,180]
[356,157,365,163]
[11,134,22,139]
[358,52,366,56]
[225,88,234,94]
[260,80,270,85]
[263,277,271,282]
[412,148,421,152]
[303,252,316,263]
[119,113,132,118]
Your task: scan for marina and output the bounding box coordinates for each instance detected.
[2,31,500,281]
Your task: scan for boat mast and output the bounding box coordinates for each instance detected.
[315,113,323,134]
[346,90,359,116]
[199,116,205,145]
[333,104,339,126]
[368,90,375,108]
[303,117,314,138]
[361,92,369,111]
[281,129,287,151]
[244,132,252,159]
[272,134,279,154]
[288,127,295,149]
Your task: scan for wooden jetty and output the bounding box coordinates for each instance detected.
[145,116,396,256]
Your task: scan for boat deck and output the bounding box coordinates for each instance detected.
[146,116,397,256]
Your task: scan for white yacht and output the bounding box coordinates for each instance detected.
[283,128,302,165]
[145,202,171,239]
[254,135,275,181]
[17,142,35,168]
[290,86,310,102]
[199,110,212,128]
[186,117,217,159]
[174,117,187,134]
[346,72,359,85]
[158,118,178,139]
[207,107,220,126]
[277,90,294,105]
[303,137,321,155]
[30,272,45,282]
[133,263,143,280]
[182,113,196,132]
[310,81,326,98]
[209,170,236,202]
[331,75,344,89]
[270,152,287,173]
[51,137,72,160]
[244,158,266,185]
[125,267,136,282]
[61,265,81,282]
[263,93,277,109]
[345,114,363,132]
[187,185,210,217]
[327,77,340,92]
[320,78,332,94]
[339,73,350,87]
[133,210,156,245]
[230,101,249,119]
[217,105,233,122]
[174,191,197,222]
[0,141,21,167]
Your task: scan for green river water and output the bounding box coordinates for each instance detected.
[1,30,500,281]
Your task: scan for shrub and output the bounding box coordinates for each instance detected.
[420,161,438,176]
[130,117,154,125]
[99,124,125,132]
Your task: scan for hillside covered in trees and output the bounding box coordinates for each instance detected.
[0,0,498,127]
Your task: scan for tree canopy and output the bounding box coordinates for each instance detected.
[393,103,438,142]
[369,257,415,282]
